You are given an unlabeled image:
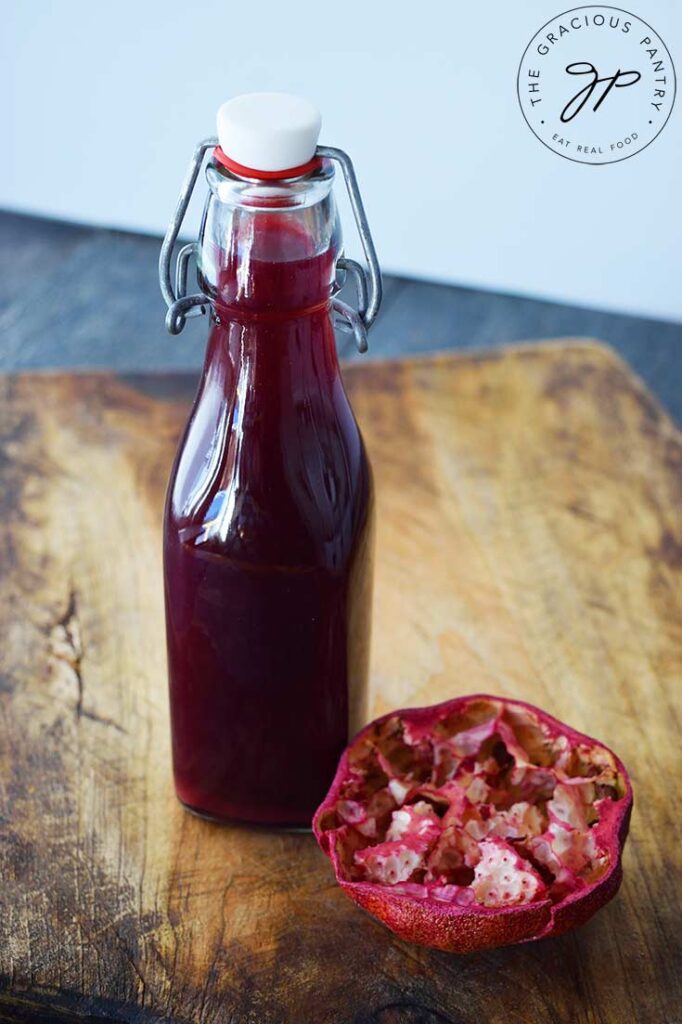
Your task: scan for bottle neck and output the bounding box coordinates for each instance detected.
[204,213,340,385]
[196,158,343,394]
[198,157,340,320]
[204,301,340,401]
[208,213,338,323]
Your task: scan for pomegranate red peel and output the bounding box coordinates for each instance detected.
[313,694,632,953]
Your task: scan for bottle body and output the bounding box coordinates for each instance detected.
[163,160,373,827]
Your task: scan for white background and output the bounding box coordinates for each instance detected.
[3,0,681,320]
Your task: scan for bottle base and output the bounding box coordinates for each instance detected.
[178,796,313,833]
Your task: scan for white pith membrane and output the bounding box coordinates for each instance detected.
[323,700,625,910]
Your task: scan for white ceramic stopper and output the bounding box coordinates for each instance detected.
[216,93,322,172]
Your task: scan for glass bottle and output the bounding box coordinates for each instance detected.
[159,94,381,828]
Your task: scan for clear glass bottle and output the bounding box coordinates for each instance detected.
[161,106,378,828]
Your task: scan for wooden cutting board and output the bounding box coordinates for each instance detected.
[0,341,679,1024]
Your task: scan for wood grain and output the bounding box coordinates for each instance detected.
[0,341,679,1024]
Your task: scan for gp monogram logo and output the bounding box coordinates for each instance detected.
[517,6,676,164]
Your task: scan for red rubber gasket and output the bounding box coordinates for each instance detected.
[213,146,322,180]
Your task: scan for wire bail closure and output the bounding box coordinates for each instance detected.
[158,139,382,352]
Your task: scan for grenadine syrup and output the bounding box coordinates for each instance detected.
[164,194,374,827]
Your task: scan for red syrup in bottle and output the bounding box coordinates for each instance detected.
[164,206,374,827]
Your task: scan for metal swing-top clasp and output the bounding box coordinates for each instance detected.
[159,139,382,353]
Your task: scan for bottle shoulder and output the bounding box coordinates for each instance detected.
[165,369,372,569]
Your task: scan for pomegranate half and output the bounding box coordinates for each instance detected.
[313,695,632,953]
